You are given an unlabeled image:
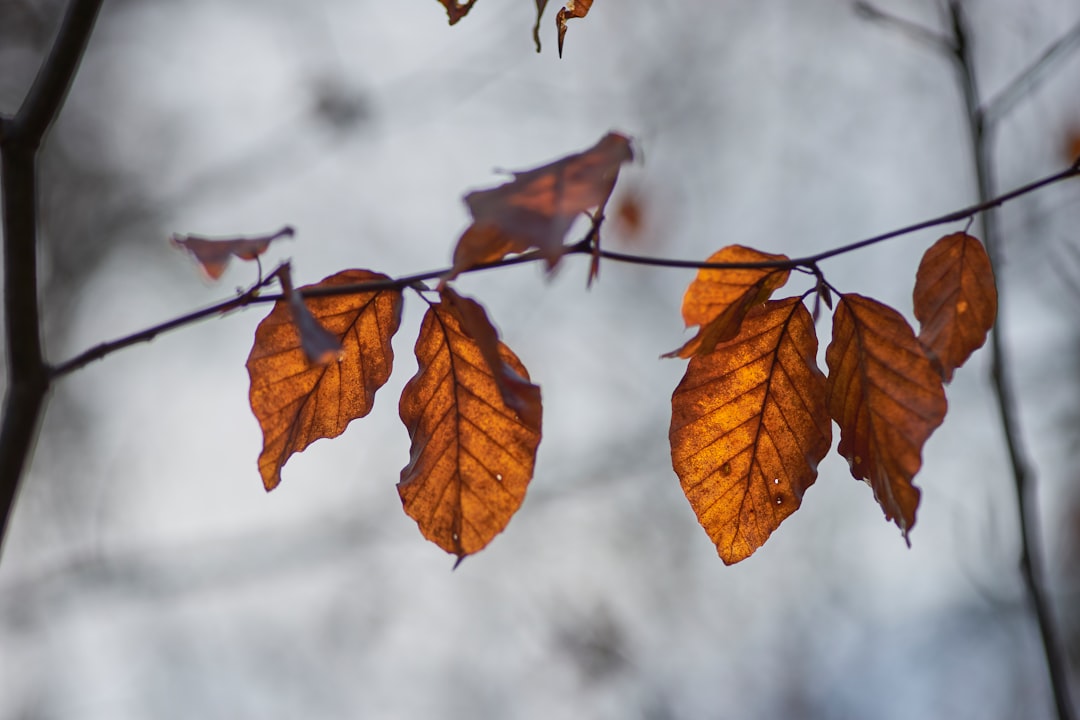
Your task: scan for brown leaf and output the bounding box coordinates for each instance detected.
[247,270,403,491]
[664,245,791,359]
[171,226,293,280]
[670,298,831,564]
[437,0,479,24]
[533,0,550,52]
[913,232,997,382]
[825,294,947,542]
[556,0,594,57]
[398,298,543,563]
[447,132,633,281]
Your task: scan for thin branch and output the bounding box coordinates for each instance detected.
[51,159,1080,380]
[853,1,954,54]
[0,0,105,552]
[948,4,1076,719]
[10,0,104,145]
[984,15,1080,126]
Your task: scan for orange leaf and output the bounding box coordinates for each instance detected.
[664,245,791,359]
[913,232,997,382]
[398,298,543,563]
[437,0,479,24]
[556,0,594,57]
[171,226,293,280]
[447,132,633,281]
[825,294,947,542]
[670,298,831,564]
[247,270,403,491]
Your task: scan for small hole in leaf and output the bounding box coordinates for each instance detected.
[775,496,783,505]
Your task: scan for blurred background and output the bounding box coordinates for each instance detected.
[1,0,1079,717]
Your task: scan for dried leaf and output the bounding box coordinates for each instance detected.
[556,0,594,57]
[533,0,550,52]
[247,270,403,491]
[670,298,831,564]
[171,226,293,280]
[277,264,342,366]
[664,245,791,359]
[825,294,947,541]
[448,132,633,280]
[913,232,997,382]
[437,0,479,24]
[398,298,543,563]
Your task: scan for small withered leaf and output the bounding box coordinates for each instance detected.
[171,226,293,280]
[447,132,633,281]
[437,0,479,25]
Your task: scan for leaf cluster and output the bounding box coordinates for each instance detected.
[175,133,997,566]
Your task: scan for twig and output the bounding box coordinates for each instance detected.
[0,0,105,552]
[948,3,1076,719]
[984,15,1080,125]
[50,159,1080,381]
[853,1,954,54]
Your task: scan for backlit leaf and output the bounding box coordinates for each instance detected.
[670,298,831,564]
[247,270,403,491]
[171,226,293,280]
[398,298,542,563]
[556,0,594,57]
[437,0,479,25]
[447,132,633,280]
[664,245,791,359]
[825,294,947,541]
[913,232,997,382]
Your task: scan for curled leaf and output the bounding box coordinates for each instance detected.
[437,0,479,24]
[277,264,342,365]
[825,294,947,542]
[440,287,542,430]
[171,225,293,280]
[447,132,633,281]
[398,298,542,563]
[556,0,594,57]
[664,245,791,359]
[671,298,831,564]
[247,270,403,490]
[913,232,997,382]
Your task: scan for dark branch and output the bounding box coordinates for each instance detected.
[853,1,954,54]
[947,4,1076,719]
[50,159,1080,380]
[0,0,105,553]
[10,0,104,145]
